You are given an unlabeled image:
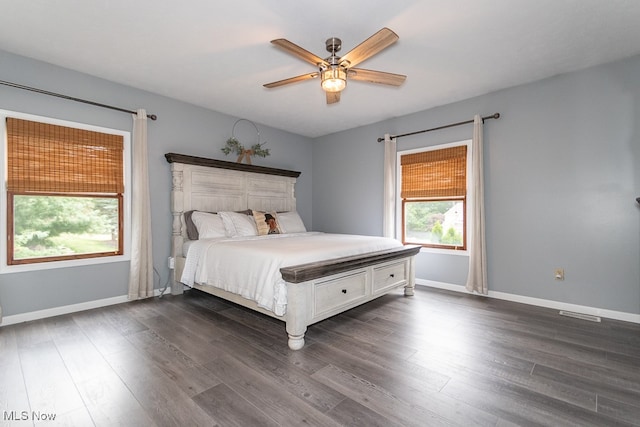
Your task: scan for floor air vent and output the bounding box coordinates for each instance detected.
[559,310,601,322]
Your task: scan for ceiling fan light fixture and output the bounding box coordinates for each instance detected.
[321,67,346,92]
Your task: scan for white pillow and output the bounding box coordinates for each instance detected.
[277,211,306,233]
[190,211,227,239]
[218,211,258,237]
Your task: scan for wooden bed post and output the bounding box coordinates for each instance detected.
[404,256,416,296]
[284,282,309,350]
[170,162,185,295]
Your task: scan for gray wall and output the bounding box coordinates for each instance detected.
[2,48,639,319]
[312,54,640,315]
[0,50,313,317]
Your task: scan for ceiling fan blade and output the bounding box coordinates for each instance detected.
[347,68,406,86]
[339,28,399,68]
[326,91,341,104]
[271,39,329,67]
[263,72,319,88]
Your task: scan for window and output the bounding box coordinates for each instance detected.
[2,112,130,270]
[398,141,469,250]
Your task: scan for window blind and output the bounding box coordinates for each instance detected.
[400,145,467,199]
[6,118,124,194]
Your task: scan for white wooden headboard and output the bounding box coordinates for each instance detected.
[165,153,301,292]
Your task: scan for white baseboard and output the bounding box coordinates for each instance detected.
[0,287,171,327]
[417,279,640,324]
[3,281,638,326]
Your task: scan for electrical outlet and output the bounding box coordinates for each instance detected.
[554,268,564,281]
[168,257,175,269]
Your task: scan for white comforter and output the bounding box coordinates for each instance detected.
[181,232,403,316]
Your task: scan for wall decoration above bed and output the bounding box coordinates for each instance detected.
[165,152,419,350]
[221,118,270,164]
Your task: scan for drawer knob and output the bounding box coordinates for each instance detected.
[390,273,395,278]
[341,289,347,294]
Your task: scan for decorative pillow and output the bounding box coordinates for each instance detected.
[277,211,306,233]
[183,210,200,240]
[253,210,282,235]
[218,211,258,237]
[190,211,227,239]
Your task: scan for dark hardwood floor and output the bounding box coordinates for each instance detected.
[1,286,639,426]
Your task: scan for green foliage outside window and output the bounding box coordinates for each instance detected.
[13,195,119,260]
[441,227,463,245]
[404,200,464,247]
[431,221,443,241]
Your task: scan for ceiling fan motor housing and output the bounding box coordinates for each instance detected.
[324,38,344,68]
[325,37,342,54]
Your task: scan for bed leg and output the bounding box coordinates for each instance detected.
[285,279,309,350]
[404,257,416,296]
[286,319,307,350]
[287,333,305,350]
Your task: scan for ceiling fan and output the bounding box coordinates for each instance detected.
[263,27,406,104]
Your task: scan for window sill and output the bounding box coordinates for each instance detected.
[418,246,469,256]
[0,254,130,274]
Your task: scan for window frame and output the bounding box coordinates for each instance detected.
[396,139,472,255]
[0,110,131,273]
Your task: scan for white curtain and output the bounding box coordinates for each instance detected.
[383,133,397,238]
[466,115,488,294]
[128,109,154,299]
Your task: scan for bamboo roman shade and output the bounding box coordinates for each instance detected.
[400,145,467,198]
[6,118,124,194]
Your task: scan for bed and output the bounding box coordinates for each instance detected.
[165,153,420,350]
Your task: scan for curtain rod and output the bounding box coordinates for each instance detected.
[377,112,499,142]
[0,79,157,120]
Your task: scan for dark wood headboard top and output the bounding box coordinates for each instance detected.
[165,153,301,178]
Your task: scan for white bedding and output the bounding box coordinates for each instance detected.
[180,232,403,315]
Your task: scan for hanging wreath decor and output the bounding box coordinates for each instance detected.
[221,119,270,164]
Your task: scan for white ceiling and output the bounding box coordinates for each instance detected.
[1,0,640,138]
